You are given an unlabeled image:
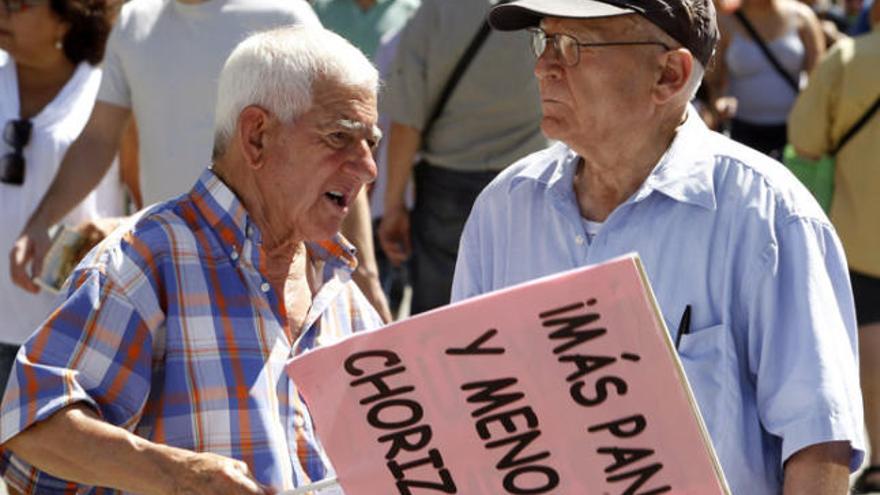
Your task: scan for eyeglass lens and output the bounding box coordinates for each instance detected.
[530,30,578,66]
[1,119,32,185]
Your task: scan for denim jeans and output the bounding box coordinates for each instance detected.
[410,162,498,314]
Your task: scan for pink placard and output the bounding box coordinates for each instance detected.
[287,254,730,494]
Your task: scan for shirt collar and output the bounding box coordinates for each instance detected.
[189,168,359,273]
[511,106,717,211]
[634,106,717,210]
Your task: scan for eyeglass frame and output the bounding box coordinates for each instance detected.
[528,27,672,67]
[1,119,33,185]
[1,0,46,14]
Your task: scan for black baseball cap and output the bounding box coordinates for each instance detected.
[488,0,719,66]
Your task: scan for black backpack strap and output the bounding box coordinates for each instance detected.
[832,92,880,156]
[733,11,800,93]
[421,2,507,142]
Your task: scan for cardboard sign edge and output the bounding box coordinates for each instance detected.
[632,255,733,495]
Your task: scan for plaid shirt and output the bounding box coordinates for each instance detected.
[0,169,383,494]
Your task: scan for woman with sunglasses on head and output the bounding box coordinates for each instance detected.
[0,0,123,402]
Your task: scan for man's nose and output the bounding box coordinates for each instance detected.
[534,47,562,80]
[350,140,378,183]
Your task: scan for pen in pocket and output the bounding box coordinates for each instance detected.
[675,304,692,351]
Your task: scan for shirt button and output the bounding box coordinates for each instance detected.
[575,235,585,245]
[230,250,239,261]
[260,282,271,293]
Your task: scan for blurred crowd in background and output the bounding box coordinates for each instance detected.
[0,0,877,491]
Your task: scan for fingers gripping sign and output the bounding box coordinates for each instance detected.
[174,452,276,495]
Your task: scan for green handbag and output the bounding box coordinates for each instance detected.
[782,145,835,213]
[784,93,880,214]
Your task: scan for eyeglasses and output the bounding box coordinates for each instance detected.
[1,0,45,14]
[529,28,671,67]
[1,119,32,185]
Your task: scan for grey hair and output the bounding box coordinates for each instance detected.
[212,25,379,158]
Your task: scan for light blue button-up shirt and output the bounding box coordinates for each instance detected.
[452,111,865,494]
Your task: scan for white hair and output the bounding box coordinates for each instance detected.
[212,25,379,157]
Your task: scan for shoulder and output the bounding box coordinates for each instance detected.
[114,0,165,34]
[84,196,199,282]
[849,30,880,58]
[788,0,820,25]
[707,131,828,224]
[471,143,568,212]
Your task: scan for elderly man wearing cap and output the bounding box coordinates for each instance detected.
[451,1,865,494]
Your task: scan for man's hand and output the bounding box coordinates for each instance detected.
[380,122,421,268]
[4,404,276,495]
[378,206,411,267]
[72,217,123,262]
[9,221,52,294]
[169,451,275,495]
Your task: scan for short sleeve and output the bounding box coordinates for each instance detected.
[384,1,433,130]
[0,268,156,494]
[96,22,132,109]
[745,216,865,470]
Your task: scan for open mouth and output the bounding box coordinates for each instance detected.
[325,190,348,208]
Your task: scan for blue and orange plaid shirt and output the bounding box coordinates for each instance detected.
[0,169,383,494]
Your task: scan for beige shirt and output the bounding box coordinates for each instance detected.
[789,28,880,277]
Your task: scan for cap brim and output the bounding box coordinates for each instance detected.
[489,0,637,31]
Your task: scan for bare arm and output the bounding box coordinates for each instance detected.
[118,116,143,211]
[4,404,271,495]
[9,102,130,293]
[342,189,392,323]
[796,2,826,74]
[377,122,421,266]
[782,441,851,495]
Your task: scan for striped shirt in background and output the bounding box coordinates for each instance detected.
[0,168,383,494]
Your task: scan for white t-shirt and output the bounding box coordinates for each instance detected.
[0,53,124,345]
[98,0,320,205]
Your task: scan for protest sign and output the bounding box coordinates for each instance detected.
[287,254,730,494]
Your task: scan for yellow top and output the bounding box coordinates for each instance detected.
[789,28,880,277]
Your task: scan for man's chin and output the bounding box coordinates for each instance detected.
[540,117,568,142]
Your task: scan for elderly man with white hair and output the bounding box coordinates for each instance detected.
[0,26,382,494]
[451,0,865,494]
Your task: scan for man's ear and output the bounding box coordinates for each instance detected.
[653,49,694,104]
[237,105,271,170]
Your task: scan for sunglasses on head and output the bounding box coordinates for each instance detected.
[1,119,32,186]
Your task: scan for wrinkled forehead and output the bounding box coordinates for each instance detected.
[309,80,377,118]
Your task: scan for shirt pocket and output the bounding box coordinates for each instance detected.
[677,323,741,455]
